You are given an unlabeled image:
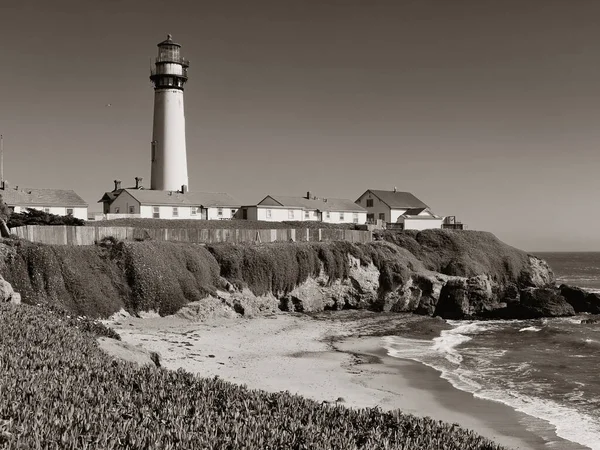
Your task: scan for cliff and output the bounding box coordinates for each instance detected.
[0,230,589,320]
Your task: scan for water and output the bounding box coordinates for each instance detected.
[385,252,600,450]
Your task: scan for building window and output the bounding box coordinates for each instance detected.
[231,209,237,217]
[326,211,330,220]
[367,213,375,223]
[353,213,359,223]
[366,199,374,207]
[340,212,345,221]
[173,207,179,217]
[153,206,160,219]
[114,207,119,214]
[191,206,197,216]
[66,208,74,216]
[288,210,294,219]
[379,213,385,220]
[266,209,272,219]
[218,207,223,217]
[128,206,135,214]
[304,211,309,219]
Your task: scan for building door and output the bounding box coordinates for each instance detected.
[242,209,248,220]
[201,208,208,220]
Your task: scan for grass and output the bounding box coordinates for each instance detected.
[0,303,507,450]
[86,218,364,230]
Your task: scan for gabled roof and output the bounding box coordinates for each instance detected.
[258,195,366,212]
[364,190,429,210]
[0,187,88,207]
[121,189,241,207]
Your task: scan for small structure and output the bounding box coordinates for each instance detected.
[0,181,88,220]
[239,192,367,224]
[355,188,459,230]
[98,179,240,220]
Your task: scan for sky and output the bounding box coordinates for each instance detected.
[0,0,599,251]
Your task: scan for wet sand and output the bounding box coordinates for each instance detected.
[101,311,581,450]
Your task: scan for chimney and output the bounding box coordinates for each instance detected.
[306,191,311,199]
[0,180,6,190]
[114,180,122,191]
[135,177,143,189]
[181,184,188,194]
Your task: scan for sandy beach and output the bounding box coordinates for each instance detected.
[101,310,584,450]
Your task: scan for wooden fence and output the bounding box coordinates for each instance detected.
[10,225,373,246]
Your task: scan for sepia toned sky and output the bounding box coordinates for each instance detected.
[0,0,599,251]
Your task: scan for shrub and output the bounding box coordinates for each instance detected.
[8,208,85,228]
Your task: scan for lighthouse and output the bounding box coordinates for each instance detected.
[150,35,189,192]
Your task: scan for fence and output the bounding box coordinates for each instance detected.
[10,225,373,246]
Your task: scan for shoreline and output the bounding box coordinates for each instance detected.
[102,311,584,450]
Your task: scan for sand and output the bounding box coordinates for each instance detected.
[101,311,584,450]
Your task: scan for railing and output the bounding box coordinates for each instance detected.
[154,55,189,66]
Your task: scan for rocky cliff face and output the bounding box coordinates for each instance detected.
[1,231,594,320]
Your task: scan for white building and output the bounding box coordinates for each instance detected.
[0,182,88,220]
[98,181,240,220]
[149,34,190,192]
[355,189,447,230]
[239,192,367,224]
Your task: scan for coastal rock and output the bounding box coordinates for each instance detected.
[0,275,20,305]
[279,257,380,312]
[519,255,555,287]
[581,318,600,324]
[485,288,575,319]
[434,275,496,319]
[559,284,600,314]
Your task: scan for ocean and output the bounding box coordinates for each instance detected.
[385,252,600,450]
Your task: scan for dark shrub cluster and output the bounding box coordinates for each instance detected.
[1,240,126,318]
[0,303,506,450]
[112,240,222,315]
[382,230,534,285]
[8,208,85,228]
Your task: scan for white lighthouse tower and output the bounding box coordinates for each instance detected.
[150,35,190,192]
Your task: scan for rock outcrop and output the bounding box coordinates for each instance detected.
[559,284,600,314]
[0,274,20,305]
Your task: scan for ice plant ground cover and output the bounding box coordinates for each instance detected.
[0,303,506,450]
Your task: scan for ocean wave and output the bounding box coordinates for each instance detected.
[384,333,600,450]
[519,326,542,332]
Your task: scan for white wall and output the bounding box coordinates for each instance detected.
[390,208,410,223]
[109,191,140,215]
[402,218,444,230]
[356,191,392,222]
[14,205,88,220]
[321,211,367,224]
[256,207,305,221]
[137,204,238,220]
[151,88,188,191]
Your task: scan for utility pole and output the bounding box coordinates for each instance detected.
[0,134,4,185]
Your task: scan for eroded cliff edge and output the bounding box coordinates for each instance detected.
[0,230,595,320]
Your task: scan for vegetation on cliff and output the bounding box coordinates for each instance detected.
[0,230,551,319]
[0,303,506,450]
[380,229,545,285]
